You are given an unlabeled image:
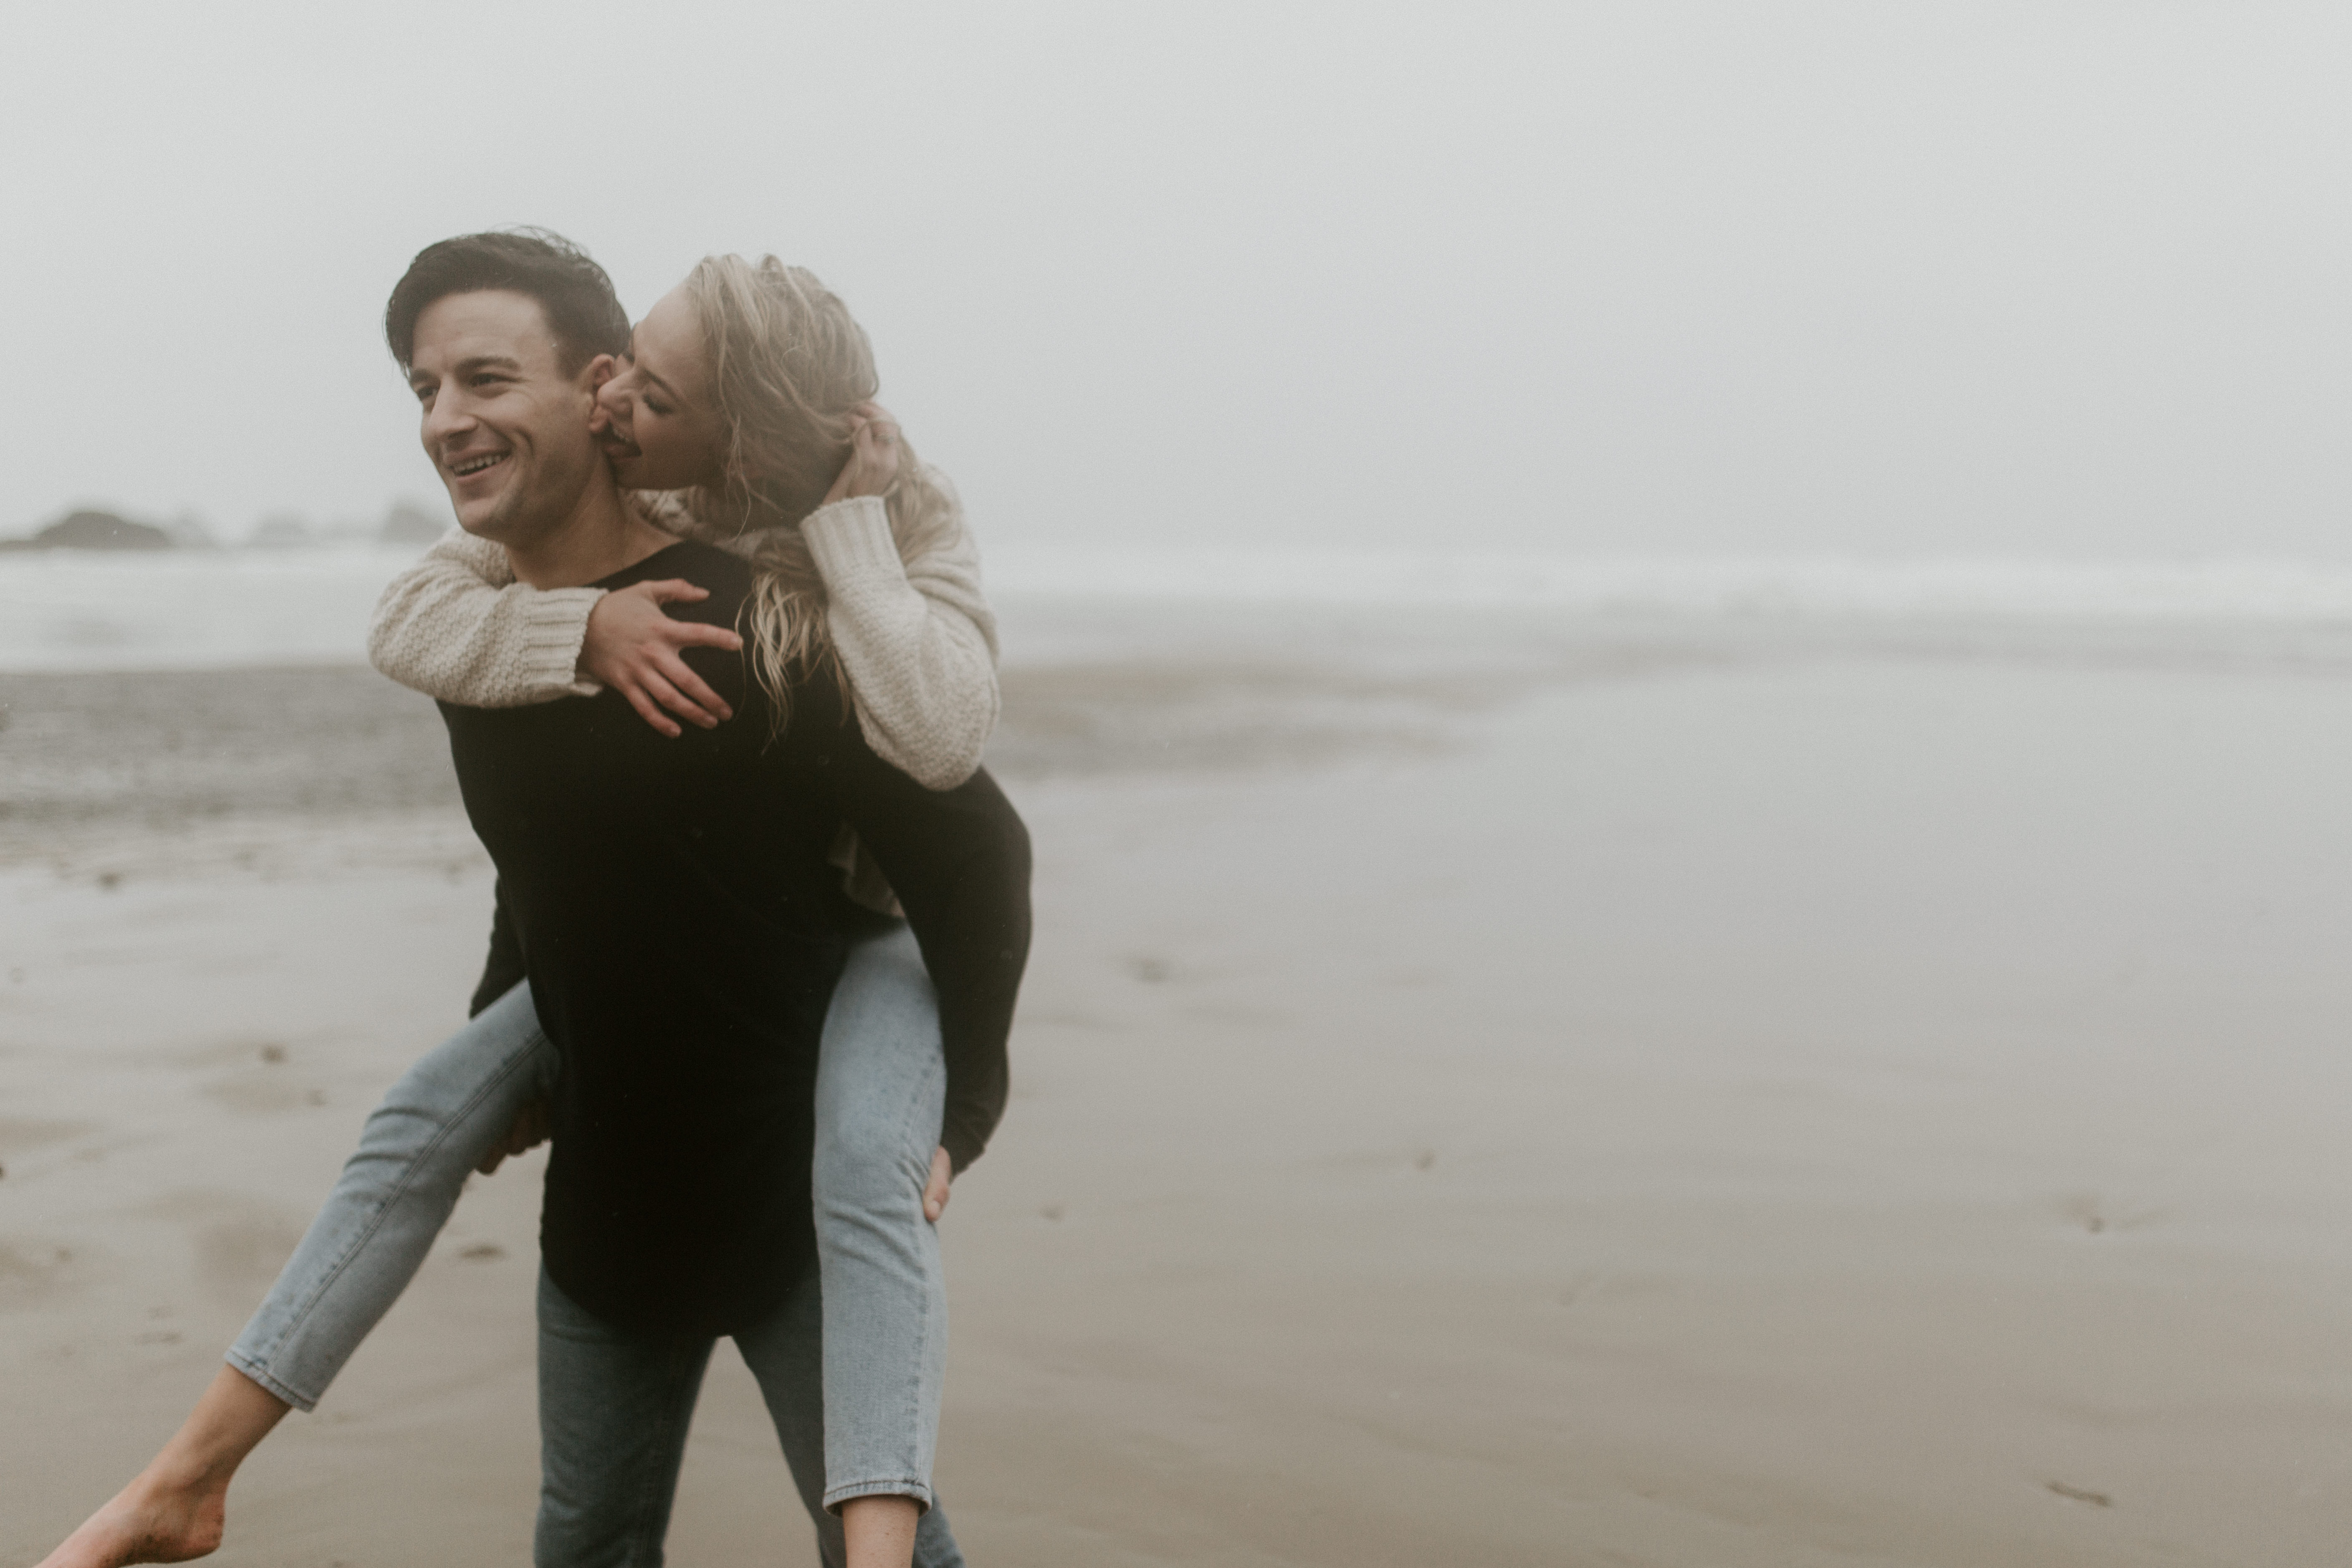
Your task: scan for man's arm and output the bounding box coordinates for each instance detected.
[368,528,604,707]
[468,882,527,1018]
[805,732,1032,1174]
[467,883,551,1177]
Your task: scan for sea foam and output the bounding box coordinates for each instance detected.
[8,545,2352,672]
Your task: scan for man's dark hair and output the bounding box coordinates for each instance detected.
[384,228,631,375]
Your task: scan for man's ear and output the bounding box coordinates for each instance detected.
[582,356,618,435]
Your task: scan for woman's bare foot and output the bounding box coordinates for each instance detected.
[35,1365,289,1568]
[34,1464,226,1568]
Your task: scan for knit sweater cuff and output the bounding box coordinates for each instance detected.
[518,587,607,694]
[799,497,902,593]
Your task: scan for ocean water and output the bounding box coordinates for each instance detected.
[983,546,2352,621]
[8,544,2352,672]
[0,548,430,672]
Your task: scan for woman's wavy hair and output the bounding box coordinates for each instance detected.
[669,255,958,732]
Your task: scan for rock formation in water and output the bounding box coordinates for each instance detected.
[0,510,174,551]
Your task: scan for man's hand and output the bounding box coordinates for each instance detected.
[477,1098,551,1177]
[582,580,744,738]
[922,1145,953,1222]
[821,401,902,508]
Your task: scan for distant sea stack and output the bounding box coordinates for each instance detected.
[0,510,174,552]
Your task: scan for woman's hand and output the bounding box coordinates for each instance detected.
[581,580,744,737]
[922,1146,953,1222]
[821,401,902,507]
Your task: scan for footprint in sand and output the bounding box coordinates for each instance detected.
[0,1240,81,1306]
[204,1073,330,1115]
[0,1118,98,1160]
[197,1215,306,1293]
[2057,1193,2170,1237]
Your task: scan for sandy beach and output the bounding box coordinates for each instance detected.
[8,603,2352,1565]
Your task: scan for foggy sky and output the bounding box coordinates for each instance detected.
[7,2,2350,559]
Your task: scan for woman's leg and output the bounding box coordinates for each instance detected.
[33,1366,287,1568]
[811,924,953,1523]
[230,980,558,1408]
[535,1268,712,1568]
[36,982,559,1568]
[733,1267,968,1568]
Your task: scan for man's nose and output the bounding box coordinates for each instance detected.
[423,390,476,445]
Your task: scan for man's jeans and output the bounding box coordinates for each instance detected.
[537,1263,965,1568]
[226,924,956,1522]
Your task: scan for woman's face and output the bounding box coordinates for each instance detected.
[594,284,730,491]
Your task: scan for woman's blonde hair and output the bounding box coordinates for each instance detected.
[671,254,959,731]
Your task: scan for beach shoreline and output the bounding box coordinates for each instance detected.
[8,613,2352,1564]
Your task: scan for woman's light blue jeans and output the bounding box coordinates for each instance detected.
[226,924,957,1543]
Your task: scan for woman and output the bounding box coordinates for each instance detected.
[40,248,1008,1568]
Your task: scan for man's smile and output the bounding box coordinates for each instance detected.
[448,452,510,479]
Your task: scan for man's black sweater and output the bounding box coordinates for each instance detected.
[441,540,1029,1336]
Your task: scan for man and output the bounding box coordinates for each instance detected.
[395,232,1028,1565]
[36,231,1024,1568]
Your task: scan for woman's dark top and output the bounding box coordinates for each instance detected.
[440,540,1030,1336]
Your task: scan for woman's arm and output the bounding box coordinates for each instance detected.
[369,526,741,731]
[368,528,604,707]
[799,441,1001,791]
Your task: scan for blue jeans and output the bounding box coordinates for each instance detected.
[227,924,955,1521]
[537,1265,965,1568]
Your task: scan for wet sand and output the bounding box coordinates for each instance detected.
[9,609,2352,1564]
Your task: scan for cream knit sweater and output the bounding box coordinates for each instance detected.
[366,490,1000,791]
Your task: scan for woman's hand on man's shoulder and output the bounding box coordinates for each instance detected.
[581,579,745,738]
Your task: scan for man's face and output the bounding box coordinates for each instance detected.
[408,290,605,545]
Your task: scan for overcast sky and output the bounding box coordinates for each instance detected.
[6,3,2349,559]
